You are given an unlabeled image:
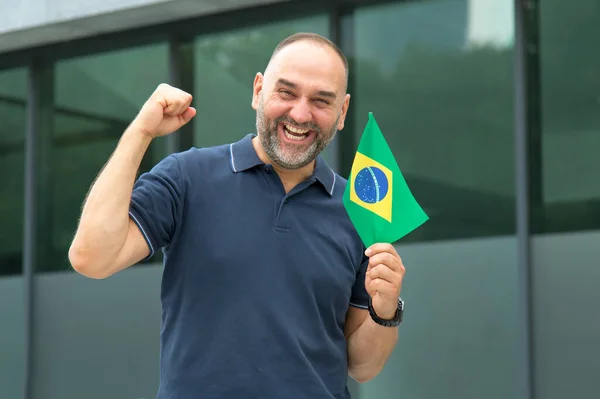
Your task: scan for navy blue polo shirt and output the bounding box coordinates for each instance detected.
[129,133,370,399]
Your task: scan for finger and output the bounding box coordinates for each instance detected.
[179,107,196,125]
[153,83,172,95]
[164,94,191,116]
[153,84,173,107]
[178,92,193,112]
[368,263,400,284]
[365,243,398,258]
[162,95,178,115]
[173,87,192,100]
[368,252,404,274]
[366,278,397,297]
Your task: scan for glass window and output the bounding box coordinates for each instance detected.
[193,16,330,155]
[346,3,522,399]
[534,2,600,399]
[540,0,600,232]
[41,44,169,272]
[0,67,26,276]
[348,0,515,242]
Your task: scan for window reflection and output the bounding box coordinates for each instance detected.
[540,0,600,232]
[0,68,26,276]
[41,44,169,272]
[349,0,515,241]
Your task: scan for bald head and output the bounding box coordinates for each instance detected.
[264,32,349,93]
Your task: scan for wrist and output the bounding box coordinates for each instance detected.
[375,309,397,321]
[127,117,157,139]
[368,297,403,327]
[115,124,154,167]
[124,123,155,145]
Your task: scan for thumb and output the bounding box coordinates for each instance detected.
[180,107,196,125]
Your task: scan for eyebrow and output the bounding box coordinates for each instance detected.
[276,78,337,99]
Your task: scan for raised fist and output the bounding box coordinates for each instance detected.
[133,83,196,138]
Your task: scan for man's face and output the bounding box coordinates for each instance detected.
[252,41,350,170]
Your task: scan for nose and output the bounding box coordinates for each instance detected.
[288,98,312,125]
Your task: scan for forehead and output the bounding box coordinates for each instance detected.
[267,41,346,93]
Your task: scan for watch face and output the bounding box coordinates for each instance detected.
[397,301,403,324]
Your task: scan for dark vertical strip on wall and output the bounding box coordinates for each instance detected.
[327,5,342,172]
[514,1,541,398]
[23,60,36,399]
[523,0,543,233]
[168,36,195,154]
[23,61,39,399]
[23,59,54,399]
[335,4,357,180]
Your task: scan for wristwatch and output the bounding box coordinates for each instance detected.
[368,296,404,327]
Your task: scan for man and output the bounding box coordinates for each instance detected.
[69,32,405,398]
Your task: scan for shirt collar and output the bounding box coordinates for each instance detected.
[229,134,336,197]
[312,153,336,196]
[229,134,264,173]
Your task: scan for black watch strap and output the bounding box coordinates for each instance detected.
[368,296,403,327]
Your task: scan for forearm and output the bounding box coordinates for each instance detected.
[69,124,152,272]
[347,316,398,383]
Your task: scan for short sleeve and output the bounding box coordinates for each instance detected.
[349,252,370,309]
[129,154,184,261]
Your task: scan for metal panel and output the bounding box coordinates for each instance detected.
[24,59,54,399]
[23,62,38,399]
[23,64,35,399]
[0,0,293,54]
[167,36,195,155]
[336,4,357,179]
[514,0,541,398]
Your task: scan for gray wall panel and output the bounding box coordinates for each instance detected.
[532,231,600,399]
[0,276,26,399]
[360,237,524,399]
[32,265,162,399]
[28,235,543,399]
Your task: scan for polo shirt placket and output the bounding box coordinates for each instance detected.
[261,165,318,232]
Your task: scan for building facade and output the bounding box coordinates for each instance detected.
[0,0,598,398]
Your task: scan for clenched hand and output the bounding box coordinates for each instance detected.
[133,83,196,138]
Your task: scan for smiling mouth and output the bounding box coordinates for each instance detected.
[283,123,311,141]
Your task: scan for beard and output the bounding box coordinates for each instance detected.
[256,97,339,170]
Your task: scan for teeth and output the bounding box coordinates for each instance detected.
[284,131,306,141]
[284,124,310,134]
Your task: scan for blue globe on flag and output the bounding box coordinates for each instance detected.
[354,166,389,204]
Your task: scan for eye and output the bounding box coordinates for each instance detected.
[279,89,294,98]
[314,98,330,106]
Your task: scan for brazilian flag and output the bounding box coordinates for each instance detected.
[343,112,429,247]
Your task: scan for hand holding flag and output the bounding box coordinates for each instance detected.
[343,112,428,319]
[364,243,405,320]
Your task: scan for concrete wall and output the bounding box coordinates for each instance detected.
[0,0,290,54]
[0,276,26,399]
[26,236,523,399]
[531,231,600,399]
[2,231,599,398]
[360,236,524,399]
[31,265,163,399]
[359,230,600,399]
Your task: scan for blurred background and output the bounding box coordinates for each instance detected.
[0,0,598,398]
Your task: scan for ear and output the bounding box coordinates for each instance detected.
[336,94,351,131]
[251,72,264,110]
